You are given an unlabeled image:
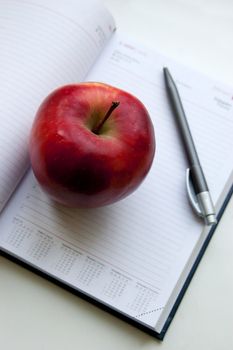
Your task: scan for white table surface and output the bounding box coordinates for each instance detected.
[1,0,233,348]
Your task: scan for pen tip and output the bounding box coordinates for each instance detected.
[163,67,171,81]
[163,67,171,86]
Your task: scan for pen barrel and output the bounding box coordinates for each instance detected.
[173,100,209,193]
[190,164,208,194]
[168,88,197,160]
[166,79,208,193]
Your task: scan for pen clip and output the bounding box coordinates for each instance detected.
[185,168,203,217]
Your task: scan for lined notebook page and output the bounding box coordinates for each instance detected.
[0,0,115,212]
[1,33,233,331]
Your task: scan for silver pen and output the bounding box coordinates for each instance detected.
[163,67,217,225]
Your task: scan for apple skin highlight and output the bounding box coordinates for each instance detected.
[29,82,155,208]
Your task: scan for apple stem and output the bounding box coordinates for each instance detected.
[93,101,120,134]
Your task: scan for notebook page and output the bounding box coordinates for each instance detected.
[1,33,233,331]
[0,0,115,212]
[86,33,233,326]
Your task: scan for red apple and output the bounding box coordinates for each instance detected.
[29,82,155,207]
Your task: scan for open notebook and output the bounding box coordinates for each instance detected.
[0,0,233,340]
